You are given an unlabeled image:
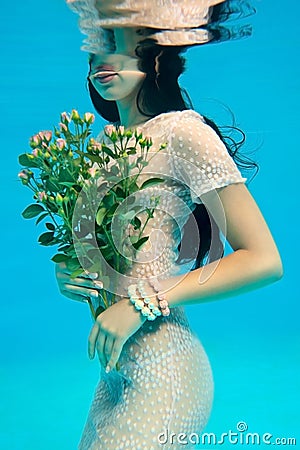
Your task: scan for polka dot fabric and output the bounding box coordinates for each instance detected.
[78,110,245,449]
[168,109,247,204]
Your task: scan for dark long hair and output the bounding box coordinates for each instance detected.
[87,41,258,270]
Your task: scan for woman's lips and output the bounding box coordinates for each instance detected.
[93,70,118,84]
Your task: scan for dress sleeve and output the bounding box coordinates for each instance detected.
[168,110,247,204]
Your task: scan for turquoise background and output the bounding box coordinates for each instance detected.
[1,1,299,448]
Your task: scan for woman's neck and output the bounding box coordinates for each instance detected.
[115,87,150,129]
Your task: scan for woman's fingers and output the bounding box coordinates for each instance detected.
[96,333,109,368]
[60,289,89,303]
[103,336,114,367]
[64,283,99,300]
[88,322,100,360]
[58,272,97,290]
[88,320,124,371]
[107,338,124,372]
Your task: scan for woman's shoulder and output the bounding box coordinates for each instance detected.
[144,109,205,132]
[147,109,206,128]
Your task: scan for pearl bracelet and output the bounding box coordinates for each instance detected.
[127,279,170,321]
[147,277,171,317]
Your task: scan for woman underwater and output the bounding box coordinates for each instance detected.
[56,1,283,449]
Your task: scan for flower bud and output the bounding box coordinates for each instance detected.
[71,109,80,123]
[134,127,143,139]
[104,124,116,137]
[39,130,52,142]
[30,134,41,148]
[44,151,51,158]
[139,138,146,147]
[145,136,153,146]
[56,138,67,150]
[118,126,125,136]
[55,193,63,205]
[60,111,71,124]
[84,112,95,124]
[38,191,47,202]
[125,130,133,139]
[18,169,33,184]
[68,151,73,157]
[91,141,102,152]
[59,122,68,133]
[32,148,41,157]
[88,167,97,178]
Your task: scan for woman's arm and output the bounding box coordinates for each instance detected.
[161,182,283,307]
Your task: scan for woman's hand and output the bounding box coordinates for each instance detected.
[88,297,147,372]
[55,261,101,303]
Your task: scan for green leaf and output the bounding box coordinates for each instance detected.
[101,145,115,158]
[140,178,164,190]
[22,204,45,219]
[58,244,72,252]
[101,246,115,260]
[66,258,81,272]
[105,175,120,183]
[59,181,76,187]
[96,207,107,226]
[102,193,115,208]
[132,236,149,251]
[115,186,125,198]
[46,222,55,231]
[85,154,103,164]
[131,216,141,230]
[45,178,60,192]
[121,210,136,221]
[51,253,69,263]
[18,153,39,168]
[58,168,74,183]
[38,231,55,246]
[110,165,119,175]
[106,203,118,217]
[35,212,48,225]
[95,305,105,317]
[128,182,139,193]
[70,268,85,278]
[126,147,137,155]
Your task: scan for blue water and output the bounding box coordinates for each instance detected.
[1,1,299,449]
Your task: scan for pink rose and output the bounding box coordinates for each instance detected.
[38,191,47,202]
[145,135,153,146]
[18,169,33,184]
[60,112,71,123]
[18,170,28,180]
[134,127,143,139]
[104,124,116,136]
[118,126,125,136]
[30,134,41,148]
[59,122,68,133]
[56,138,66,150]
[87,167,97,178]
[39,130,52,142]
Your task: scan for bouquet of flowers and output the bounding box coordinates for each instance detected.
[18,110,166,319]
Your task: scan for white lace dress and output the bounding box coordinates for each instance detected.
[78,109,247,450]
